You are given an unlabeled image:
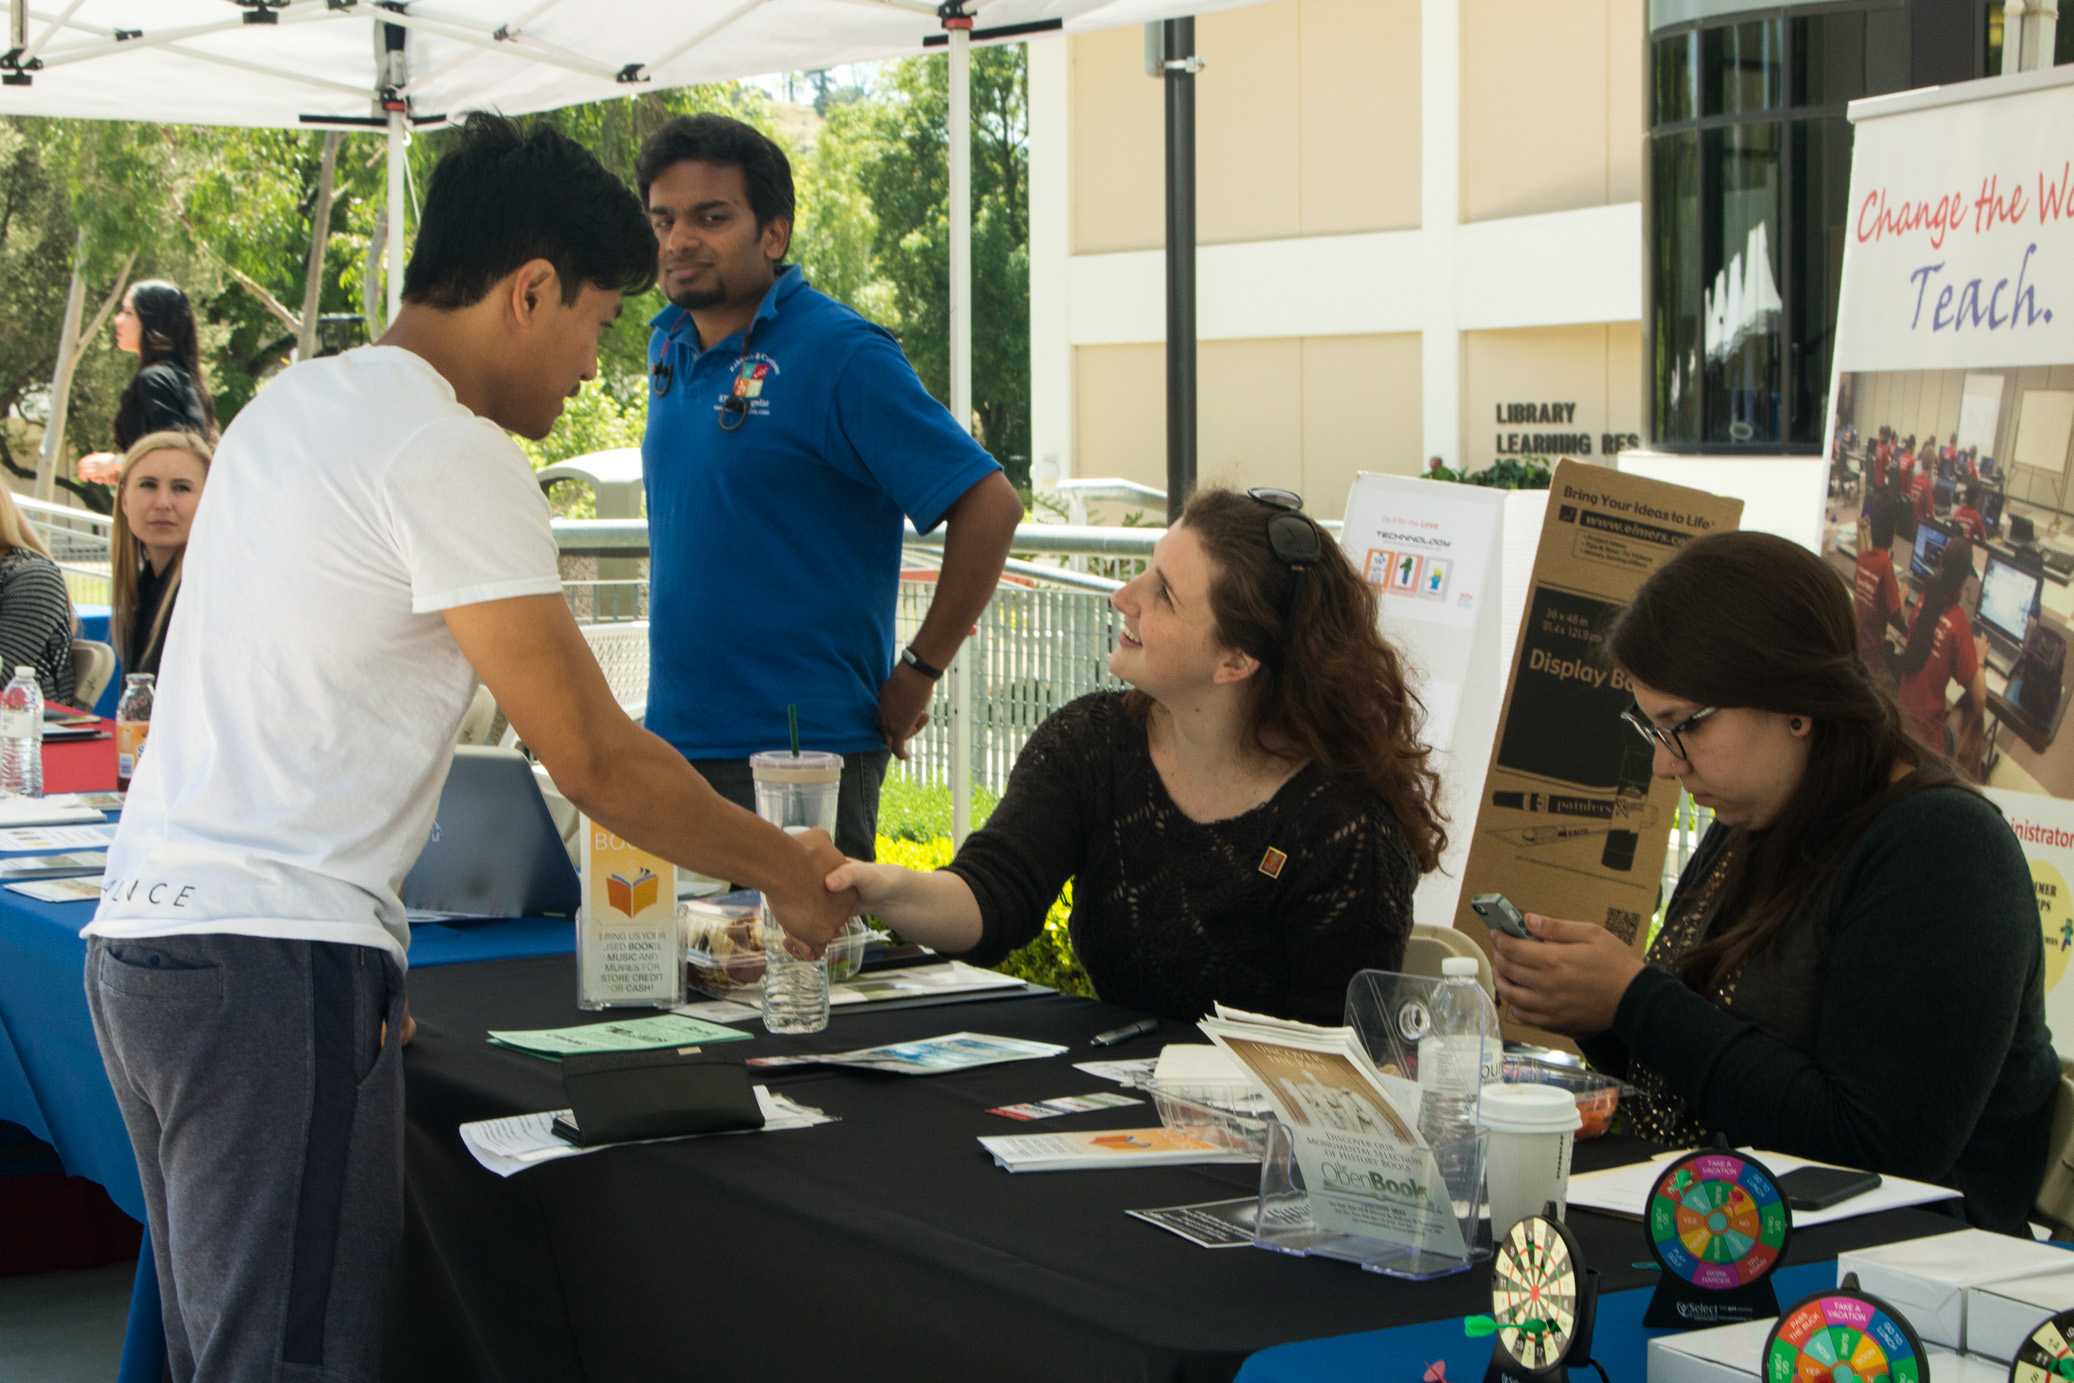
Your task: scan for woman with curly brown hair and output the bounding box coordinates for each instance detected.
[827,487,1445,1024]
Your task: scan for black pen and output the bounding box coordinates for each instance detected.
[1090,1018,1158,1047]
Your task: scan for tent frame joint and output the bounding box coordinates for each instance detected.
[235,0,291,25]
[615,62,648,84]
[937,1,974,31]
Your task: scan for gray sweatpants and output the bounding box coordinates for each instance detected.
[86,934,404,1383]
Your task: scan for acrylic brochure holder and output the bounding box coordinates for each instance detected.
[1247,970,1490,1280]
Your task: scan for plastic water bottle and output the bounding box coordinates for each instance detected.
[760,900,830,1033]
[116,673,154,792]
[1418,956,1501,1213]
[0,664,44,798]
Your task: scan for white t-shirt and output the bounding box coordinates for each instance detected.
[83,346,563,965]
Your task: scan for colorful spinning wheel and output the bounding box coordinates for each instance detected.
[1490,1212,1584,1377]
[1645,1149,1791,1292]
[1763,1280,1926,1383]
[2012,1307,2074,1382]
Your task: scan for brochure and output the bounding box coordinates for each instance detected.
[4,875,105,903]
[0,823,116,851]
[0,794,108,827]
[979,1127,1257,1173]
[1124,1197,1318,1249]
[0,851,108,881]
[458,1086,832,1178]
[745,1031,1066,1075]
[985,1092,1143,1122]
[485,1012,750,1060]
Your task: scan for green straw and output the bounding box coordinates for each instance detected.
[788,704,799,756]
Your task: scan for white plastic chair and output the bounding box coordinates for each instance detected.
[1403,922,1495,998]
[70,640,116,709]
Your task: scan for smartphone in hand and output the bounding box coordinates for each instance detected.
[1470,892,1532,940]
[1776,1165,1882,1211]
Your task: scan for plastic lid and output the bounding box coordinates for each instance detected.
[15,664,33,679]
[748,749,843,783]
[1441,957,1481,978]
[1478,1082,1583,1134]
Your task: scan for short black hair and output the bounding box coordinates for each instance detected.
[1867,488,1898,549]
[636,114,794,231]
[402,112,655,310]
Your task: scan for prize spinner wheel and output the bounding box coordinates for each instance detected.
[2012,1307,2074,1382]
[1645,1149,1791,1293]
[1764,1280,1928,1383]
[1490,1211,1585,1376]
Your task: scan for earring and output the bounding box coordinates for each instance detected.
[1790,718,1805,732]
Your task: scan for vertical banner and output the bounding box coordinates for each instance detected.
[1453,461,1743,1046]
[1339,474,1511,924]
[1820,70,2074,1056]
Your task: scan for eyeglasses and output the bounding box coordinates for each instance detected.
[1247,487,1323,570]
[1620,702,1719,761]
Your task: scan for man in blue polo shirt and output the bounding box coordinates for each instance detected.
[637,115,1021,859]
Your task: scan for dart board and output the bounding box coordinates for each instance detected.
[1763,1284,1926,1383]
[2012,1307,2074,1383]
[1645,1149,1790,1291]
[1490,1211,1583,1376]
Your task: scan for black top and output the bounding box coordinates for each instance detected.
[943,691,1419,1024]
[0,548,75,705]
[1581,785,2057,1233]
[126,558,175,678]
[112,362,207,452]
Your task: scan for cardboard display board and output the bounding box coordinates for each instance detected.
[1451,460,1743,1045]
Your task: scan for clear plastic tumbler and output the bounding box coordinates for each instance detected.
[751,750,843,1034]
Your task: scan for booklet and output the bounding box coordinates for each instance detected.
[0,795,108,827]
[485,1012,751,1060]
[4,875,105,903]
[979,1126,1257,1173]
[745,1031,1067,1075]
[0,851,108,881]
[0,823,117,851]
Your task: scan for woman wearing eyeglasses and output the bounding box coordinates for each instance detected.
[1488,531,2053,1232]
[824,487,1445,1025]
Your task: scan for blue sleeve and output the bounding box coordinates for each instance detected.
[824,331,1001,534]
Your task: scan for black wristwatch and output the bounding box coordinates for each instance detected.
[899,645,945,681]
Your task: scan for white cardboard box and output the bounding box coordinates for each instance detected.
[1963,1264,2074,1363]
[1646,1317,1991,1383]
[1835,1229,2074,1350]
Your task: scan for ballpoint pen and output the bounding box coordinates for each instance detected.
[1090,1018,1159,1047]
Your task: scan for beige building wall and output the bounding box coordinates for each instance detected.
[1459,0,1644,223]
[1072,334,1423,517]
[1459,324,1645,474]
[1068,0,1420,255]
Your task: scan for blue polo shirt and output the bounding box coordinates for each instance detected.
[641,267,1000,760]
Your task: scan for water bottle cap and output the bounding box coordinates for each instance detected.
[14,664,32,680]
[1441,956,1481,978]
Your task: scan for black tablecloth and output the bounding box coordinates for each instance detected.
[393,955,1962,1383]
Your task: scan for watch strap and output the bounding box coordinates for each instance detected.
[900,645,945,681]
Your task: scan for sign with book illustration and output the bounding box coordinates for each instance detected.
[1820,69,2074,1060]
[576,817,681,1010]
[1450,460,1743,1045]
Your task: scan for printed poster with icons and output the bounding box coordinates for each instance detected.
[576,816,683,1011]
[1985,788,2074,1059]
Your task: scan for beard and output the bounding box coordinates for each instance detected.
[666,281,725,311]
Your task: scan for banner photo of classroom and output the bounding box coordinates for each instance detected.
[1819,74,2074,1054]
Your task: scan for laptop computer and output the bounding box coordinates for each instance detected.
[403,746,580,921]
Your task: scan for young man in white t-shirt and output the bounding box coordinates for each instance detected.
[82,115,858,1383]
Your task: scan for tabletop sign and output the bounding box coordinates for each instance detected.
[1765,1274,1929,1383]
[1484,1203,1600,1383]
[576,817,682,1011]
[1642,1146,1792,1329]
[2011,1306,2074,1382]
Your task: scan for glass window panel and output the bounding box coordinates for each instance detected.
[1701,123,1782,446]
[1790,118,1854,446]
[1791,13,1866,107]
[1865,6,1911,95]
[1702,19,1783,116]
[1651,130,1702,445]
[1654,31,1697,125]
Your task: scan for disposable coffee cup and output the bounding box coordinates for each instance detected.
[1479,1082,1583,1238]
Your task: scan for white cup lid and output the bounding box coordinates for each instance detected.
[1477,1082,1582,1133]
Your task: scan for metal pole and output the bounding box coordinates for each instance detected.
[948,19,976,844]
[1161,18,1199,524]
[385,110,407,326]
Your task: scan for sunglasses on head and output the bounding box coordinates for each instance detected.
[1247,487,1323,570]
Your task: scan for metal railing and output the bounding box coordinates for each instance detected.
[19,494,114,608]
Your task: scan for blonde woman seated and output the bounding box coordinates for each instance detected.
[112,431,210,680]
[0,484,76,704]
[826,487,1445,1025]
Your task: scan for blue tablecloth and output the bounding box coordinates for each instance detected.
[0,827,575,1383]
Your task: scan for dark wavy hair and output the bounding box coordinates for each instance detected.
[1894,532,1974,679]
[1125,488,1447,872]
[1609,531,1959,993]
[403,113,655,310]
[636,114,795,241]
[125,279,217,435]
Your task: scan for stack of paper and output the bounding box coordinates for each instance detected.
[979,1127,1257,1173]
[0,822,116,851]
[1565,1147,1958,1229]
[744,1031,1066,1075]
[485,1012,750,1060]
[0,851,109,882]
[0,794,108,827]
[5,876,105,903]
[459,1087,831,1177]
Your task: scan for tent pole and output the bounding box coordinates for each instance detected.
[386,110,406,327]
[948,18,975,844]
[1161,17,1198,523]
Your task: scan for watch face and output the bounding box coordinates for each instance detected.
[1764,1287,1926,1383]
[1491,1213,1581,1375]
[2012,1307,2074,1382]
[1646,1149,1790,1291]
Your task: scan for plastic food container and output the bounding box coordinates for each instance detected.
[1145,1081,1274,1157]
[1499,1053,1624,1139]
[681,891,870,995]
